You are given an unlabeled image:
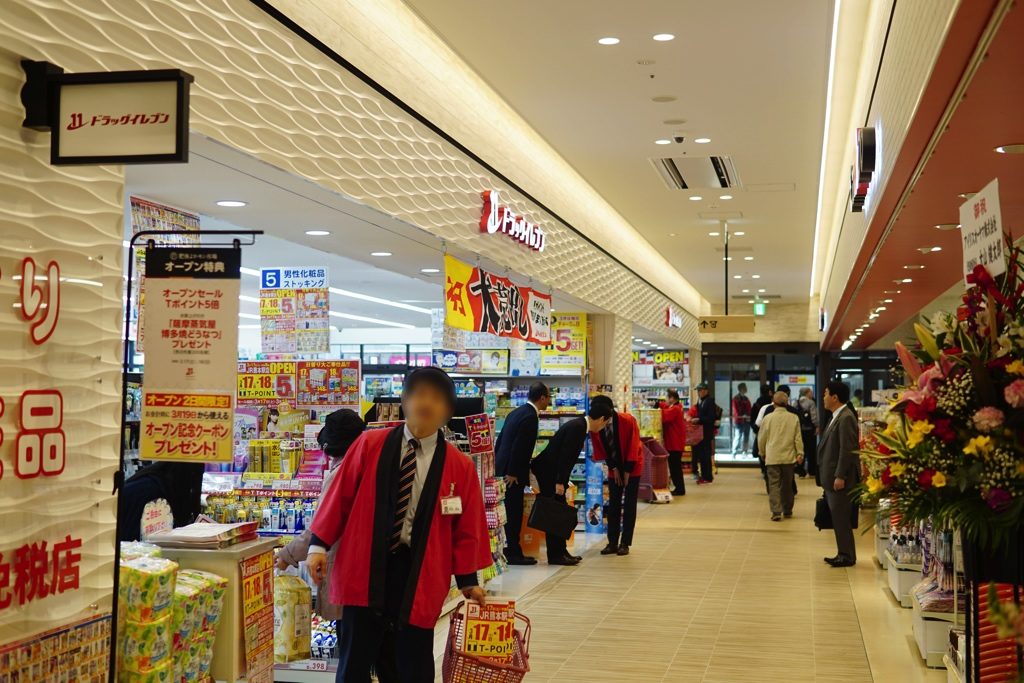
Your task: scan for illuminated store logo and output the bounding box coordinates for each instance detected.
[480,190,546,252]
[665,306,683,328]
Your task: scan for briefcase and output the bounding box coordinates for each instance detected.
[814,494,860,530]
[527,495,578,540]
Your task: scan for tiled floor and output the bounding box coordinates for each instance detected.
[466,469,947,683]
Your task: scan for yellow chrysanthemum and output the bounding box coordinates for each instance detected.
[963,435,994,458]
[866,476,884,493]
[1007,359,1024,377]
[931,472,947,488]
[889,461,906,478]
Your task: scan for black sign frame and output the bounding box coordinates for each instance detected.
[50,69,193,165]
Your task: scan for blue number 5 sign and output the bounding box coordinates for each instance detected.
[261,268,281,289]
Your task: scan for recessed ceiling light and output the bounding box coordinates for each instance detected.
[668,232,677,237]
[733,275,742,279]
[903,264,925,270]
[722,257,733,261]
[958,192,976,199]
[305,230,330,236]
[598,37,620,45]
[421,268,440,274]
[655,138,672,145]
[216,200,246,207]
[884,289,901,294]
[708,231,720,237]
[931,246,942,252]
[741,289,750,293]
[748,299,755,304]
[733,231,745,236]
[694,137,711,144]
[934,223,961,231]
[758,288,766,293]
[719,195,733,200]
[883,299,893,303]
[689,196,703,201]
[902,278,913,283]
[995,144,1024,154]
[370,251,392,257]
[743,256,754,261]
[751,274,761,279]
[876,306,887,311]
[652,95,677,103]
[652,33,675,41]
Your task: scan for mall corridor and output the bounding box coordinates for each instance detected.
[495,470,944,683]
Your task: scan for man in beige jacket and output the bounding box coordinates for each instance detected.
[757,392,804,521]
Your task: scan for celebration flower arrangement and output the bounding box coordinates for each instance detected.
[859,246,1024,549]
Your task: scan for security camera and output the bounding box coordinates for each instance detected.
[673,135,685,144]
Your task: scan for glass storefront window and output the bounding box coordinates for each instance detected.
[409,344,432,367]
[362,344,407,365]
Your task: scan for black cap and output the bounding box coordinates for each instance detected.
[403,366,457,412]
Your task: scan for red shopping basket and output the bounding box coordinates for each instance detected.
[441,601,531,682]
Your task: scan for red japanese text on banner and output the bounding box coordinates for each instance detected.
[443,255,550,344]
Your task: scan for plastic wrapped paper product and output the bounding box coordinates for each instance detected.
[117,661,174,683]
[274,575,312,663]
[120,556,178,623]
[120,615,173,674]
[196,631,216,679]
[120,542,162,561]
[177,569,228,632]
[171,579,204,647]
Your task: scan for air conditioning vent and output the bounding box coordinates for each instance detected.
[651,155,741,190]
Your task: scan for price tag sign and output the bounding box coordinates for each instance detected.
[464,413,493,454]
[300,659,328,671]
[464,600,516,664]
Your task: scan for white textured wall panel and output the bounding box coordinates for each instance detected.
[821,0,958,324]
[0,49,122,646]
[1,0,702,352]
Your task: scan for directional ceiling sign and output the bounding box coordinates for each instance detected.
[698,315,755,334]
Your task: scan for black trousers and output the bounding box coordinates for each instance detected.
[802,431,818,477]
[607,476,640,547]
[504,480,527,558]
[825,488,857,562]
[667,450,686,493]
[335,547,434,683]
[693,440,714,482]
[538,484,569,561]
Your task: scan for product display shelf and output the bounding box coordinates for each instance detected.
[885,549,922,608]
[943,654,964,683]
[911,593,955,668]
[159,538,278,683]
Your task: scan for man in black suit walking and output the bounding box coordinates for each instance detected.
[531,400,613,565]
[495,382,550,565]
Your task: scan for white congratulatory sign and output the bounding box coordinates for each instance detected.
[960,178,1005,286]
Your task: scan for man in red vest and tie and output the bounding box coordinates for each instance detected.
[306,367,493,683]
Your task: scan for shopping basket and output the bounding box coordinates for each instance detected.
[441,601,531,682]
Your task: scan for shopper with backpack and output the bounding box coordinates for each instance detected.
[796,387,820,479]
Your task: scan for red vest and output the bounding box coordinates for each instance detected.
[590,412,645,476]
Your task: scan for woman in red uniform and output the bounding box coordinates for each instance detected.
[658,388,687,496]
[306,367,493,683]
[589,395,644,556]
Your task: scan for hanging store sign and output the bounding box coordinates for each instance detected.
[480,190,546,252]
[139,248,240,463]
[295,360,361,409]
[665,306,683,328]
[959,178,1006,285]
[541,312,587,376]
[259,267,330,354]
[698,315,755,334]
[443,255,551,344]
[21,61,193,165]
[850,127,876,213]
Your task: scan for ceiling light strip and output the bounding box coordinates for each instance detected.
[329,311,415,329]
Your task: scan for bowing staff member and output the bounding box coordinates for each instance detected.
[307,367,492,683]
[494,382,550,565]
[531,400,614,565]
[589,395,644,557]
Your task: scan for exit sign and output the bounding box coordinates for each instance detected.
[753,302,766,316]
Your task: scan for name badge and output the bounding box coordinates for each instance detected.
[441,483,463,516]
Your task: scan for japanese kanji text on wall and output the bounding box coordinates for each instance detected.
[0,58,122,670]
[139,248,240,463]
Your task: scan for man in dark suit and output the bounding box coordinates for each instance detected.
[818,380,861,567]
[531,401,613,565]
[693,383,716,483]
[495,382,550,565]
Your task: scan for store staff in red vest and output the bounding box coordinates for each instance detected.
[589,395,644,556]
[658,388,687,497]
[307,367,493,683]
